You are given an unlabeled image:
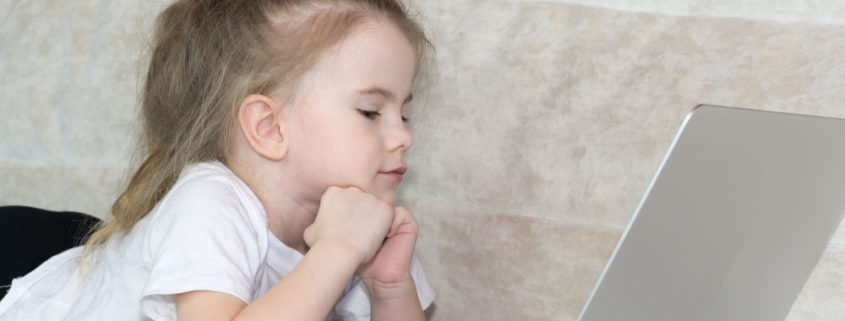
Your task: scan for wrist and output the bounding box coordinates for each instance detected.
[365,277,425,321]
[363,276,417,302]
[308,240,364,270]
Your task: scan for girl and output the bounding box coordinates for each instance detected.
[0,0,435,320]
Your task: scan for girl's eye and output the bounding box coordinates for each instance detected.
[358,109,409,123]
[358,109,380,120]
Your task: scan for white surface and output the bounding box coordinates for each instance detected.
[580,106,845,321]
[510,0,845,24]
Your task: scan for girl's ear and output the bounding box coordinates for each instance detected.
[237,94,288,160]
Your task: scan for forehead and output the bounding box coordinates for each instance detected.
[297,19,417,103]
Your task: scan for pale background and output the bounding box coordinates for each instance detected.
[2,0,845,320]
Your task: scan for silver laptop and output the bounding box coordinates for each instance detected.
[577,105,845,321]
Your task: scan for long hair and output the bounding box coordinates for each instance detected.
[82,0,432,265]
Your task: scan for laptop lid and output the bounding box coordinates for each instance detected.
[577,105,845,321]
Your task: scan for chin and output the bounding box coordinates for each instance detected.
[378,191,397,206]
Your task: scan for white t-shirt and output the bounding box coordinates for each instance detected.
[0,161,435,321]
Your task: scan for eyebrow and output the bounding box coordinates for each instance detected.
[357,87,414,105]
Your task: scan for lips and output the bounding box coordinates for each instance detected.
[387,166,407,175]
[380,166,407,181]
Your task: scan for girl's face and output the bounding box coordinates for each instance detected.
[281,19,416,205]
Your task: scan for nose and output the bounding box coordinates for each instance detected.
[387,120,414,153]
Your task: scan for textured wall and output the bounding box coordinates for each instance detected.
[2,0,845,320]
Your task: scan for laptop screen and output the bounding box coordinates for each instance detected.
[578,105,845,321]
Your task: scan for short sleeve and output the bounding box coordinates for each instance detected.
[410,255,436,310]
[139,173,268,320]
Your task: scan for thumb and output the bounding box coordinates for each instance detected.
[387,206,414,238]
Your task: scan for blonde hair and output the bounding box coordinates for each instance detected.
[83,0,432,262]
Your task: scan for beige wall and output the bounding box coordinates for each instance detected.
[2,0,845,320]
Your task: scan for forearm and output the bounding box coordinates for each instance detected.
[367,278,426,321]
[234,242,359,321]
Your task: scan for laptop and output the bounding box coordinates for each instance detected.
[577,105,845,321]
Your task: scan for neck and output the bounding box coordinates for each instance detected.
[228,158,321,255]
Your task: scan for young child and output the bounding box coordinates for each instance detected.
[0,0,435,320]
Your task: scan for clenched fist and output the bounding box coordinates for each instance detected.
[303,186,395,265]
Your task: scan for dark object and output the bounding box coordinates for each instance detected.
[0,206,101,300]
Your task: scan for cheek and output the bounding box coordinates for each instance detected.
[295,109,382,172]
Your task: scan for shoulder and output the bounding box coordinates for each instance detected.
[142,161,270,252]
[169,161,261,210]
[137,162,272,304]
[156,161,266,225]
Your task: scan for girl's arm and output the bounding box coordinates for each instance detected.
[367,278,426,321]
[175,186,395,321]
[174,241,359,321]
[358,206,426,321]
[236,241,361,320]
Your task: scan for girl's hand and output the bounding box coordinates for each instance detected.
[303,186,394,265]
[357,206,419,298]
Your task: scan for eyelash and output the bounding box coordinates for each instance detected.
[358,109,409,123]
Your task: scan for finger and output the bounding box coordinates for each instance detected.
[396,206,417,226]
[386,209,400,238]
[328,184,364,194]
[397,206,419,237]
[320,186,339,203]
[303,224,316,247]
[323,185,363,197]
[388,206,411,237]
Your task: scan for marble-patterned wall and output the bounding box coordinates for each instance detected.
[2,0,845,320]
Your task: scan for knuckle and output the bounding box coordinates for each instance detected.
[376,202,392,215]
[347,187,359,196]
[364,192,377,201]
